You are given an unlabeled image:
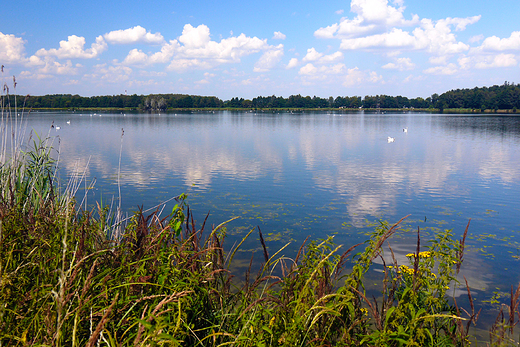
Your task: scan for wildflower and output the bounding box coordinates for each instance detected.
[399,265,414,275]
[360,308,368,316]
[406,251,432,258]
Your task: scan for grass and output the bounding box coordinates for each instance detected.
[1,82,520,346]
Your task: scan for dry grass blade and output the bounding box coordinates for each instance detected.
[508,282,520,334]
[333,242,362,280]
[457,219,471,274]
[258,226,269,264]
[371,214,409,261]
[86,293,119,347]
[412,226,420,289]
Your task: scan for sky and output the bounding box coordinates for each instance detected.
[1,0,519,100]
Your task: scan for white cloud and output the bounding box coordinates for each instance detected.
[320,51,344,63]
[302,48,343,65]
[18,58,81,79]
[254,45,284,72]
[104,26,164,45]
[303,48,323,62]
[459,53,518,69]
[315,24,340,39]
[444,16,481,31]
[469,34,484,44]
[179,24,211,48]
[429,56,448,65]
[315,0,418,40]
[298,63,346,77]
[0,32,27,64]
[139,70,167,77]
[382,57,415,70]
[286,58,298,69]
[343,67,365,87]
[19,71,53,80]
[122,40,180,66]
[336,9,344,15]
[38,59,80,75]
[299,63,318,75]
[476,54,517,68]
[122,49,149,65]
[316,1,479,61]
[423,63,458,75]
[123,24,275,71]
[273,31,286,40]
[87,63,132,82]
[35,35,107,59]
[369,71,383,82]
[480,31,520,51]
[167,58,213,72]
[338,18,473,56]
[340,28,415,50]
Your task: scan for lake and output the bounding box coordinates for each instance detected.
[21,109,520,330]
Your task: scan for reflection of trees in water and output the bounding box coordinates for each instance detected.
[430,116,520,139]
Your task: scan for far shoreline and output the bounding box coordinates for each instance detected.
[21,107,520,114]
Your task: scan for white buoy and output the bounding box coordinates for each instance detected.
[403,127,408,133]
[387,136,395,143]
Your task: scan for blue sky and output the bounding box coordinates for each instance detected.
[1,0,519,100]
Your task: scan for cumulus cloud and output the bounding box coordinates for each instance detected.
[340,28,415,50]
[254,44,284,72]
[0,32,27,64]
[122,24,276,71]
[338,17,475,56]
[459,53,518,69]
[423,63,458,75]
[302,48,323,62]
[480,31,520,51]
[38,59,80,75]
[469,34,484,43]
[286,58,298,69]
[86,63,132,83]
[299,63,318,75]
[273,31,286,40]
[302,48,343,64]
[36,35,107,59]
[476,54,517,68]
[343,67,365,87]
[298,63,346,77]
[382,57,415,70]
[338,67,385,87]
[315,0,419,40]
[123,40,179,65]
[315,0,479,61]
[179,24,211,48]
[167,58,213,72]
[104,26,165,45]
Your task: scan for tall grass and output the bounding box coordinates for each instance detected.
[1,80,519,346]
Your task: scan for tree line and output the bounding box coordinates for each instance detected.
[6,81,519,111]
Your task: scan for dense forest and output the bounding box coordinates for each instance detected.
[6,81,520,111]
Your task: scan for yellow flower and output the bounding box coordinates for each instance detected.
[399,265,414,275]
[406,251,432,258]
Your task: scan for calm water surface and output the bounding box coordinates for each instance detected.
[22,110,520,327]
